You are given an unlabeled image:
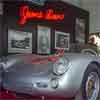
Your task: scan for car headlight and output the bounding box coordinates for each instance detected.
[51,78,59,89]
[53,58,69,75]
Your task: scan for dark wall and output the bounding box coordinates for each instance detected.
[2,0,89,55]
[0,15,3,56]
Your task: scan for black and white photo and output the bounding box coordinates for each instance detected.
[8,29,32,53]
[37,25,51,54]
[75,18,86,43]
[0,2,3,15]
[55,31,70,50]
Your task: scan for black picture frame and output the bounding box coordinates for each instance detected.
[55,31,70,50]
[75,18,86,43]
[37,25,51,54]
[8,29,32,53]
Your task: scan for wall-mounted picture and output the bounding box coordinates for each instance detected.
[8,29,32,53]
[75,18,86,43]
[37,25,51,54]
[0,2,3,15]
[55,31,70,50]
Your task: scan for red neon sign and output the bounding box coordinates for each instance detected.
[19,5,64,25]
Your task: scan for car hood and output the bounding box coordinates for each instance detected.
[4,53,94,76]
[6,62,53,76]
[4,54,54,76]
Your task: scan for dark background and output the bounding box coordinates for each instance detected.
[0,15,3,56]
[0,0,89,56]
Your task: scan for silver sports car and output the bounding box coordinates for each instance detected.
[1,44,100,100]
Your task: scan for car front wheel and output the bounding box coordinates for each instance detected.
[75,63,100,100]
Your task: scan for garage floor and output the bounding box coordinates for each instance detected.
[0,90,75,100]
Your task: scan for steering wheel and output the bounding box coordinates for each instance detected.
[81,49,97,56]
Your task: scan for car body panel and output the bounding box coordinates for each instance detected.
[2,53,100,97]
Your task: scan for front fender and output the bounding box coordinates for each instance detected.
[61,55,98,96]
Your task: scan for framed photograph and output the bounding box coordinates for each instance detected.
[8,29,32,53]
[37,25,51,54]
[55,31,70,50]
[0,2,3,15]
[75,18,86,43]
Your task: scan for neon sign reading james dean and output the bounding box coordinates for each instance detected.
[19,5,64,25]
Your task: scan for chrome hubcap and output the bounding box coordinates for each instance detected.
[86,72,100,100]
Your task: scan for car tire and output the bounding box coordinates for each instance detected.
[75,63,100,100]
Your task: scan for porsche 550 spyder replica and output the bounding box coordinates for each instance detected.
[1,45,100,100]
